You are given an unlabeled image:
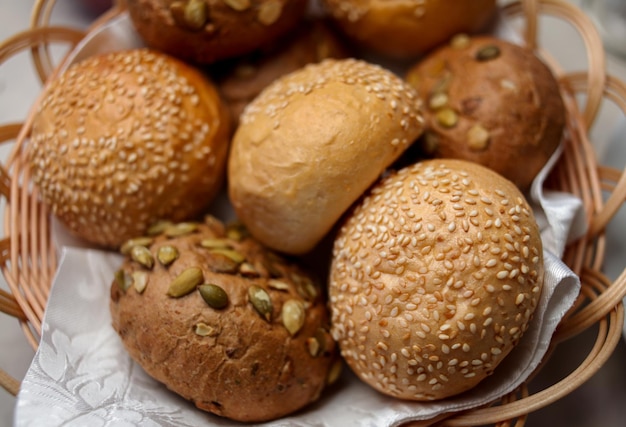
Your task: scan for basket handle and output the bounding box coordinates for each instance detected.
[504,0,607,126]
[29,0,127,83]
[0,24,87,399]
[0,122,25,397]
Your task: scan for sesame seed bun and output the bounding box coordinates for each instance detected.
[227,58,425,255]
[28,49,231,248]
[329,158,544,400]
[321,0,497,58]
[405,36,566,189]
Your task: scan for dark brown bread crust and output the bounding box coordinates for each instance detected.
[406,36,565,189]
[126,0,308,64]
[110,217,337,422]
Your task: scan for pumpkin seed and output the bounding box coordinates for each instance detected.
[209,254,240,274]
[226,222,248,241]
[130,245,154,269]
[268,279,290,291]
[146,220,173,236]
[428,92,448,110]
[114,269,132,291]
[157,245,179,266]
[257,0,282,25]
[315,327,330,354]
[132,271,149,293]
[281,299,305,336]
[306,337,321,357]
[165,222,198,237]
[199,284,229,309]
[248,285,273,321]
[168,267,203,297]
[476,45,501,61]
[120,237,153,255]
[327,359,343,385]
[199,238,232,250]
[435,108,459,128]
[239,262,259,277]
[224,0,250,11]
[450,33,470,49]
[209,248,245,264]
[467,124,490,151]
[195,322,218,337]
[173,0,208,31]
[292,274,318,301]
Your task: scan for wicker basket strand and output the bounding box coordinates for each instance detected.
[2,0,626,425]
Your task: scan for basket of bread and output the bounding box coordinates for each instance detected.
[1,0,626,425]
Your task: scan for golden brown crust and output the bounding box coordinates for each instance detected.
[110,217,337,422]
[125,0,308,64]
[213,18,350,128]
[28,48,231,248]
[321,0,496,58]
[329,159,544,400]
[228,58,426,255]
[405,35,565,189]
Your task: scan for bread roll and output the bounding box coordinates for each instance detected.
[321,0,496,58]
[125,0,308,64]
[329,159,544,400]
[228,58,425,255]
[28,49,230,248]
[405,35,565,189]
[110,216,339,422]
[213,18,350,127]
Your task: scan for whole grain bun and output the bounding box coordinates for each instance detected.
[321,0,496,58]
[405,35,565,189]
[329,159,544,400]
[110,216,339,422]
[125,0,308,64]
[228,58,425,255]
[28,49,230,248]
[213,18,350,128]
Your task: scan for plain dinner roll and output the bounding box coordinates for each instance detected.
[329,158,544,400]
[228,58,425,255]
[28,48,230,248]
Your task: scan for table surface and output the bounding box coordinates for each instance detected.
[1,0,626,426]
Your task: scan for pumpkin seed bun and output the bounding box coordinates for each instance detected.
[110,216,339,422]
[405,35,565,190]
[125,0,308,64]
[320,0,496,58]
[329,158,544,400]
[28,48,230,248]
[228,58,426,255]
[212,18,350,128]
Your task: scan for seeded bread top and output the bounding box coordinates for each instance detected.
[329,158,544,401]
[110,216,339,422]
[405,35,565,190]
[28,48,230,248]
[125,0,309,64]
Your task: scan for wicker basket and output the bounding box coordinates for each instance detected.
[2,0,626,425]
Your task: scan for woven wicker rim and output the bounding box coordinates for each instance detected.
[1,0,626,425]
